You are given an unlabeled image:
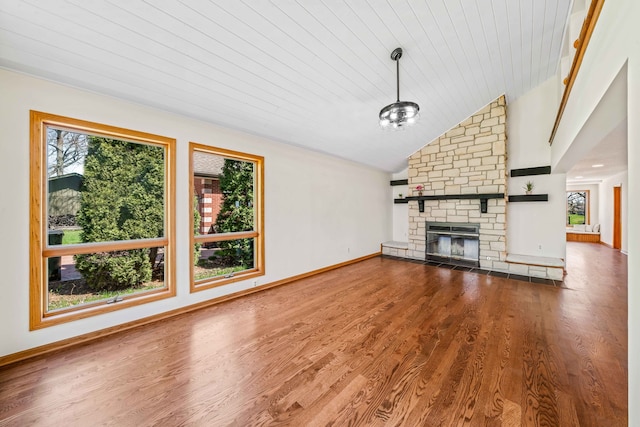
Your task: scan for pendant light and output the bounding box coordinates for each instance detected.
[379,47,420,129]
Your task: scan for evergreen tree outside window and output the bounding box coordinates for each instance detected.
[190,143,264,291]
[30,111,176,329]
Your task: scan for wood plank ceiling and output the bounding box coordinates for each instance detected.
[0,0,571,172]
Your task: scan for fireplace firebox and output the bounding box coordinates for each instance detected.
[426,222,480,267]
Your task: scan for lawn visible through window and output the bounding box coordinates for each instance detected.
[567,191,589,225]
[47,247,166,311]
[194,238,255,281]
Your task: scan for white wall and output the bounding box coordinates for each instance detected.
[629,53,640,425]
[391,169,408,242]
[549,0,639,422]
[507,174,567,258]
[0,69,392,357]
[598,171,629,252]
[566,183,600,227]
[508,77,558,169]
[507,77,567,259]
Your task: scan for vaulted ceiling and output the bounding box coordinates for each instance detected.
[0,1,571,172]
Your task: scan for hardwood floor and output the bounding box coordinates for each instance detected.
[0,242,627,426]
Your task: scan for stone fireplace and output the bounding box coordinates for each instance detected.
[408,96,508,271]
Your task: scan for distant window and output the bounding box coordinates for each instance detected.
[30,111,176,329]
[190,143,264,291]
[567,191,589,225]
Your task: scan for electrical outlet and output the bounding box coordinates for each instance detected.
[252,280,258,287]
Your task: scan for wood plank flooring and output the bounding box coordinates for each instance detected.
[0,242,627,426]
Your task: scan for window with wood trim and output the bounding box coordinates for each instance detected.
[190,143,264,291]
[567,190,590,225]
[30,111,175,329]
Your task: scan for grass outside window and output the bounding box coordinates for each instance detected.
[566,190,589,226]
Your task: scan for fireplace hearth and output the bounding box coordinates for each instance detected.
[426,222,480,267]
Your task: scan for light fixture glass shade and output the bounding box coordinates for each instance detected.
[379,47,419,129]
[379,101,420,129]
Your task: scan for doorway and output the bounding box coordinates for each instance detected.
[613,186,622,250]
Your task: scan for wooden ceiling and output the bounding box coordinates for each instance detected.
[0,0,571,171]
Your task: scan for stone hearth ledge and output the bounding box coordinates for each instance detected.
[381,242,564,281]
[381,241,409,258]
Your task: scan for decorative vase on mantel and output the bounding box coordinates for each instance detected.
[416,185,424,197]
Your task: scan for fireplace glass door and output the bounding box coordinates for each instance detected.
[426,222,480,267]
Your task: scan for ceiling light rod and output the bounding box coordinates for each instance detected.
[379,47,420,129]
[394,48,401,102]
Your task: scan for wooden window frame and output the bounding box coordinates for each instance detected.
[566,190,590,226]
[30,111,176,330]
[189,143,264,292]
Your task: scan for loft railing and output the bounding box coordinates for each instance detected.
[549,0,606,144]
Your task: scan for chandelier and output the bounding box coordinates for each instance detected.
[379,47,420,129]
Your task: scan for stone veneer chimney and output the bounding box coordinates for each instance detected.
[408,96,508,270]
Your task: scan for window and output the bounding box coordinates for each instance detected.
[190,143,264,291]
[30,111,175,329]
[567,190,590,225]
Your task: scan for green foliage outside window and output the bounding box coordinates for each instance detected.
[193,195,201,265]
[75,137,165,291]
[214,159,254,267]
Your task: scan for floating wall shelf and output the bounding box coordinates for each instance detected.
[508,194,549,202]
[510,166,551,177]
[508,166,550,202]
[390,179,408,186]
[402,193,504,201]
[394,193,504,213]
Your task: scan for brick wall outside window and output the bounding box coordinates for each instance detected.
[194,177,223,234]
